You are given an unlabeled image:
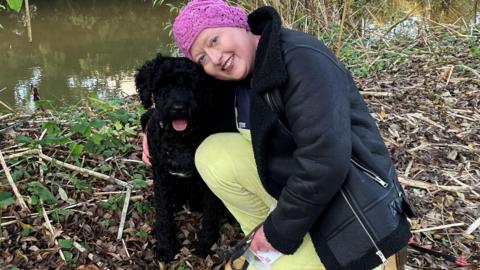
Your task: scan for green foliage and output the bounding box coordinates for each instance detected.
[51,208,74,222]
[34,99,55,110]
[39,134,70,146]
[58,238,74,261]
[6,0,22,12]
[469,42,480,58]
[27,181,56,206]
[136,229,149,238]
[21,225,32,236]
[99,164,113,173]
[10,169,24,181]
[68,176,93,192]
[176,261,191,270]
[62,250,73,261]
[70,120,92,137]
[42,121,61,134]
[131,174,148,189]
[100,219,111,227]
[15,135,34,145]
[69,143,84,156]
[60,97,138,157]
[58,239,74,249]
[0,192,15,207]
[133,201,153,215]
[100,194,125,211]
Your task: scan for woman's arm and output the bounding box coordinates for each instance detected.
[263,46,352,254]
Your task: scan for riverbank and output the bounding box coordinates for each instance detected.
[1,20,479,270]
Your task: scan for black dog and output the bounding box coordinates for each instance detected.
[135,54,236,262]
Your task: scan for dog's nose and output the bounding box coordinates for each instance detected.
[172,104,186,114]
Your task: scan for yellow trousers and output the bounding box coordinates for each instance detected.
[195,132,384,270]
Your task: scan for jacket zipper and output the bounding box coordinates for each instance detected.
[266,91,389,264]
[341,189,388,265]
[351,159,389,188]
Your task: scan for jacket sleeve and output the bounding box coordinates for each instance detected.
[263,46,352,254]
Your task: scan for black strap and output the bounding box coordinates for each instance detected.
[226,222,264,270]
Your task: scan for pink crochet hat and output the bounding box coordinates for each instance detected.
[173,0,249,60]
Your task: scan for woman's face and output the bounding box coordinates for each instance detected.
[190,27,259,81]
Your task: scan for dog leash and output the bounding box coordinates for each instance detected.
[408,235,468,266]
[218,222,264,270]
[220,228,470,268]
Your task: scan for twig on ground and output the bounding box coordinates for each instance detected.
[38,151,131,188]
[41,200,66,261]
[38,129,47,182]
[122,239,130,258]
[445,65,454,86]
[0,113,13,121]
[407,113,445,129]
[360,91,394,97]
[464,216,480,235]
[0,100,15,112]
[0,150,28,210]
[412,222,465,233]
[4,149,39,160]
[74,241,105,269]
[117,187,132,240]
[398,176,473,193]
[457,64,480,78]
[1,199,97,223]
[4,149,132,187]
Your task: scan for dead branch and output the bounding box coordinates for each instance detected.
[412,222,465,233]
[41,201,66,261]
[465,216,480,235]
[0,150,28,210]
[398,176,473,193]
[117,187,132,240]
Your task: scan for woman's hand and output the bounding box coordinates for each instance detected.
[250,225,278,253]
[142,134,152,166]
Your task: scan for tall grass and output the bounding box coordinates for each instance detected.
[232,0,344,36]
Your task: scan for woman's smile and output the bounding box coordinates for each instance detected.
[189,27,259,81]
[222,54,234,72]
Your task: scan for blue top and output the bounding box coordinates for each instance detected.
[235,80,251,130]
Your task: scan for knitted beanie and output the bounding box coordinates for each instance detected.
[173,0,249,60]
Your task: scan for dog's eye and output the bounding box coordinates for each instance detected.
[211,36,219,45]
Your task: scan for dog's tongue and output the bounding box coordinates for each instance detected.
[172,118,188,131]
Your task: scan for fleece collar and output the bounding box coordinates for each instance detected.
[248,7,288,93]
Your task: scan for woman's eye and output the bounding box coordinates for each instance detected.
[212,36,218,45]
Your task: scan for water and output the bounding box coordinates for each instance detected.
[0,0,173,113]
[0,0,478,113]
[360,0,479,38]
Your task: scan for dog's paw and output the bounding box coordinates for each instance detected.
[193,242,213,258]
[155,246,177,263]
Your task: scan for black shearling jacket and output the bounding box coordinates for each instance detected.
[243,7,415,270]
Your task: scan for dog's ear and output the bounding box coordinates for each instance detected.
[135,53,167,109]
[135,59,155,109]
[140,108,155,131]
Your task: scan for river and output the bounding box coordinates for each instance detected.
[0,0,478,113]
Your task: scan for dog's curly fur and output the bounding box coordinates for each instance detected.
[135,54,236,262]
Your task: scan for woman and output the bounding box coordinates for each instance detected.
[148,0,414,269]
